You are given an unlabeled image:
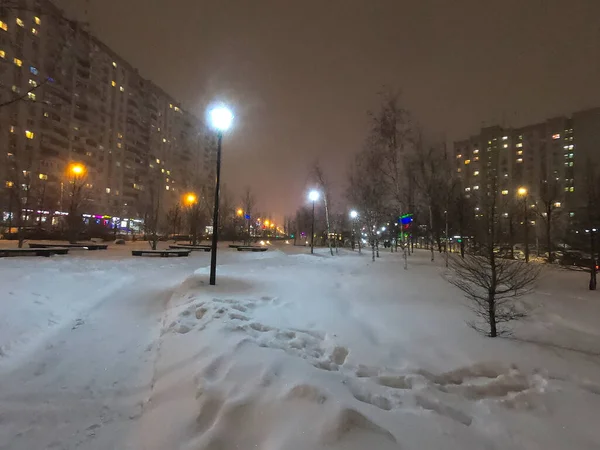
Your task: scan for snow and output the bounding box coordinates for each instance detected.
[1,244,599,449]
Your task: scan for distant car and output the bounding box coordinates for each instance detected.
[560,251,598,271]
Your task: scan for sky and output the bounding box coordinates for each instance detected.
[55,0,600,220]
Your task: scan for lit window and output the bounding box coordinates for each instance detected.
[38,173,47,180]
[28,92,36,100]
[29,79,37,87]
[106,188,111,194]
[120,86,124,92]
[569,161,573,167]
[162,138,167,143]
[0,50,5,59]
[14,57,22,67]
[465,187,471,192]
[31,28,38,35]
[156,158,160,164]
[161,168,165,173]
[25,130,34,139]
[112,61,117,68]
[502,136,508,140]
[456,154,462,159]
[554,202,561,208]
[111,80,116,87]
[174,106,180,112]
[569,212,575,217]
[516,143,523,148]
[501,190,509,195]
[165,185,170,191]
[569,153,574,158]
[35,16,41,25]
[10,126,15,133]
[166,170,171,175]
[0,21,7,31]
[552,133,560,140]
[569,145,574,150]
[117,143,122,148]
[6,181,14,188]
[117,132,123,138]
[516,158,523,163]
[473,185,479,190]
[457,168,462,173]
[473,171,479,176]
[464,159,471,165]
[569,187,574,192]
[564,186,569,192]
[517,150,523,155]
[503,144,508,148]
[16,18,24,27]
[474,156,479,161]
[30,66,38,75]
[169,104,173,109]
[473,149,479,154]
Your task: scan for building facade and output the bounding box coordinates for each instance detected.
[453,107,600,216]
[0,0,214,228]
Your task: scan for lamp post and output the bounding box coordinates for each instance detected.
[67,162,86,243]
[208,105,234,286]
[184,193,198,244]
[517,187,529,263]
[308,190,319,254]
[350,210,358,252]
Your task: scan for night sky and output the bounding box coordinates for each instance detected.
[56,0,600,220]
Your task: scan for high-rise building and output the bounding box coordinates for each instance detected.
[453,107,600,216]
[0,0,213,229]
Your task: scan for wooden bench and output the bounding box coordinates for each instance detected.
[228,244,242,248]
[0,247,70,258]
[236,246,268,252]
[169,245,211,252]
[29,243,108,250]
[132,249,191,257]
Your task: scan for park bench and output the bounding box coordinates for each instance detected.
[131,249,191,257]
[29,243,108,250]
[169,244,211,252]
[0,247,70,257]
[236,246,268,252]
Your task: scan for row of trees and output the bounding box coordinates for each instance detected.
[292,90,600,337]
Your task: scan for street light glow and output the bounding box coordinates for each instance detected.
[308,190,319,202]
[517,187,528,196]
[236,208,243,216]
[184,193,197,205]
[69,163,85,176]
[209,106,233,132]
[350,210,358,219]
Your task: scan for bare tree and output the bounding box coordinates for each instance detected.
[582,160,600,290]
[537,178,563,263]
[446,156,540,337]
[347,148,388,262]
[312,162,334,256]
[143,180,162,250]
[66,170,87,243]
[447,254,540,337]
[241,187,256,245]
[166,203,183,237]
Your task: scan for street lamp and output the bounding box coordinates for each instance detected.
[350,210,360,253]
[308,190,320,254]
[184,192,198,245]
[208,105,233,285]
[517,186,529,262]
[236,208,243,217]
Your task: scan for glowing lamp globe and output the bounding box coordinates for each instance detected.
[350,210,358,219]
[308,190,320,202]
[209,106,233,132]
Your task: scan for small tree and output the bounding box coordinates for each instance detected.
[447,157,540,337]
[144,181,162,250]
[312,162,334,256]
[537,178,563,263]
[166,203,183,237]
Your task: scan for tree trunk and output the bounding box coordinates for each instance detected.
[546,209,553,263]
[590,231,597,291]
[488,292,497,337]
[371,239,375,261]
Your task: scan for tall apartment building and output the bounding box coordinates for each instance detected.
[453,107,600,215]
[0,0,214,227]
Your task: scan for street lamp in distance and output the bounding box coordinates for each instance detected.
[208,104,234,286]
[308,190,320,254]
[350,210,360,253]
[184,192,198,244]
[517,186,529,262]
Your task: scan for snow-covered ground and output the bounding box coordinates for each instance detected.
[1,245,599,449]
